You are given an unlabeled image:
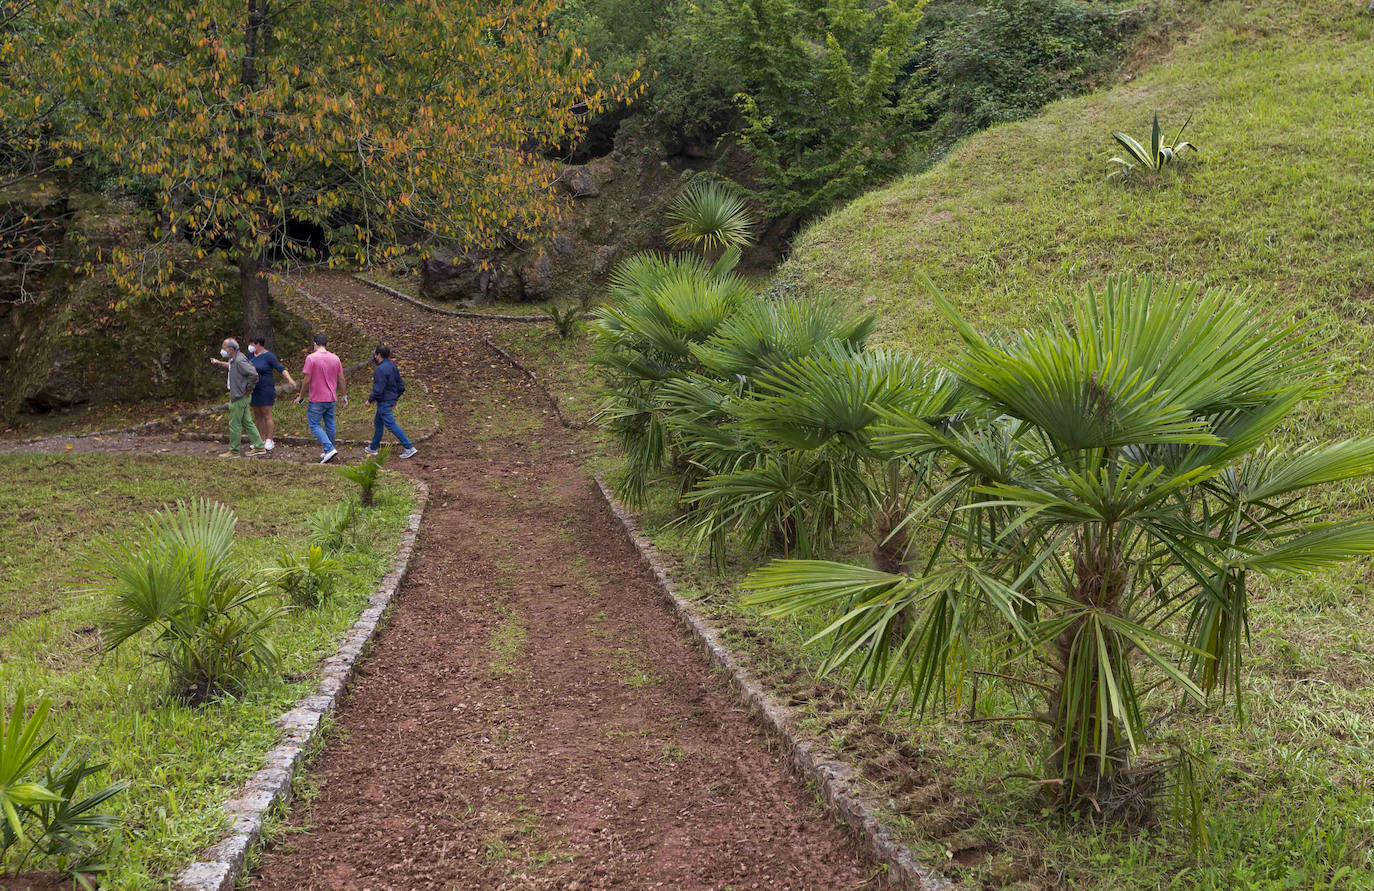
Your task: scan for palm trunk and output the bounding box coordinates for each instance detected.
[1045,527,1130,808]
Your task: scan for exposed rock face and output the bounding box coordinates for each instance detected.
[409,134,774,307]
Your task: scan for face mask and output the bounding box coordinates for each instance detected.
[247,344,256,354]
[220,349,229,358]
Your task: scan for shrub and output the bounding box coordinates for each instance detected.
[744,277,1374,829]
[93,499,287,700]
[272,544,340,608]
[1,692,126,885]
[336,445,389,507]
[922,0,1138,140]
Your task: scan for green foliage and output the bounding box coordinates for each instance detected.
[336,445,390,507]
[728,0,925,216]
[1109,112,1198,178]
[921,0,1138,141]
[92,500,287,700]
[665,179,756,251]
[0,0,630,334]
[271,545,340,609]
[546,304,585,339]
[307,500,359,554]
[0,692,126,883]
[743,277,1374,827]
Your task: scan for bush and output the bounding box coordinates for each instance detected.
[918,0,1139,140]
[272,544,340,608]
[92,500,287,701]
[0,692,127,885]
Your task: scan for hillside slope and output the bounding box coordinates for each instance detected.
[785,0,1374,433]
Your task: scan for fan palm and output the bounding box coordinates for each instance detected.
[92,500,286,700]
[664,178,756,251]
[744,277,1374,819]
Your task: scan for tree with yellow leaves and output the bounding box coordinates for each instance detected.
[4,1,633,344]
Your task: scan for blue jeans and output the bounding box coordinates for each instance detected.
[307,401,336,452]
[370,400,413,451]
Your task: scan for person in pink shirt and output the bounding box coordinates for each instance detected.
[295,333,348,464]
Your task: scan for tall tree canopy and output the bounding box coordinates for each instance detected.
[2,1,629,343]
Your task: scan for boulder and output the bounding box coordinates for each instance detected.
[556,165,601,198]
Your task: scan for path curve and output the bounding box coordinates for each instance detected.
[233,275,877,889]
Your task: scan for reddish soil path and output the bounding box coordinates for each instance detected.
[233,275,876,890]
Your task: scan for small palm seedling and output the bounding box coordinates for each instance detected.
[665,178,756,252]
[546,303,584,339]
[1,692,126,885]
[272,544,340,608]
[1109,112,1197,178]
[92,499,287,700]
[307,500,358,552]
[336,445,389,507]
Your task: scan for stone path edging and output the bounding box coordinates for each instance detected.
[354,274,554,322]
[174,479,431,891]
[593,475,953,891]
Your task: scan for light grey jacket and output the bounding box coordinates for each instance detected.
[228,351,260,400]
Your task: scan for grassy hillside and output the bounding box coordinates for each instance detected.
[785,0,1374,433]
[759,0,1374,885]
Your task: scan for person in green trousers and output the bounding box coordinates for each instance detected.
[210,337,267,457]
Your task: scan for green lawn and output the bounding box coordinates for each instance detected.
[0,454,415,887]
[541,0,1374,886]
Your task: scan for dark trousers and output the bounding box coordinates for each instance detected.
[370,400,413,450]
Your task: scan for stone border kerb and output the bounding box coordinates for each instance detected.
[174,478,430,891]
[593,475,953,891]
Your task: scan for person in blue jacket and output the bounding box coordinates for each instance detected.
[247,335,296,452]
[365,343,417,458]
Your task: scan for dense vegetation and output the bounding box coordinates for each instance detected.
[559,0,1142,216]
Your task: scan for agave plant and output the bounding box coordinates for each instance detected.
[664,178,756,252]
[1109,112,1197,178]
[1,692,126,884]
[92,500,287,700]
[745,277,1374,822]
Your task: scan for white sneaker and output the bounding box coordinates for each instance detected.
[264,439,275,450]
[363,447,378,457]
[320,448,338,464]
[400,447,418,459]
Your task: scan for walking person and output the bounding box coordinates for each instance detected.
[365,344,418,459]
[209,338,266,458]
[247,336,296,452]
[296,333,346,464]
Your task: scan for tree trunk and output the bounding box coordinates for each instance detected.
[236,2,274,348]
[239,252,274,348]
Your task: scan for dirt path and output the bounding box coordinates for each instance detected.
[217,274,875,889]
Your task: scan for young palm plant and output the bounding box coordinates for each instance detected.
[92,500,287,701]
[664,178,756,252]
[744,277,1374,823]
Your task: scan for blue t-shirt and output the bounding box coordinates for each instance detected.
[249,350,285,400]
